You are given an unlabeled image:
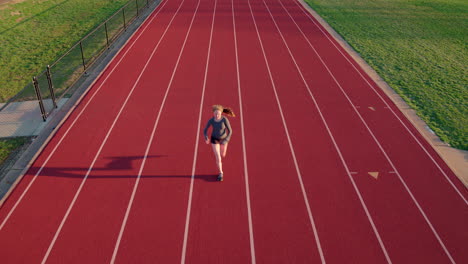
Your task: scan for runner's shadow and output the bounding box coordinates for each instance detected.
[33,155,219,182]
[35,170,219,182]
[104,155,168,170]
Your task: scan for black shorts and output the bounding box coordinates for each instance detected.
[211,136,227,145]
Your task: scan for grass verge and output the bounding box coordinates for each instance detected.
[304,0,467,150]
[0,137,30,166]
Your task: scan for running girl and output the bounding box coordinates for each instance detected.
[203,105,235,181]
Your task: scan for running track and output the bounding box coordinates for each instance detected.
[0,0,467,263]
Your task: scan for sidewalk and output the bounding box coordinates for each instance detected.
[0,99,69,138]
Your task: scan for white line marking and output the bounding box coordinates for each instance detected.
[280,1,455,262]
[247,0,325,262]
[293,0,467,205]
[41,1,186,262]
[231,0,256,262]
[110,1,201,263]
[0,0,170,232]
[180,0,217,263]
[265,0,393,262]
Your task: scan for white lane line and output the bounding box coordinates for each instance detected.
[232,0,256,262]
[247,0,325,262]
[41,0,187,262]
[279,1,455,262]
[0,0,170,231]
[260,0,392,262]
[110,0,201,263]
[180,0,217,263]
[292,0,467,205]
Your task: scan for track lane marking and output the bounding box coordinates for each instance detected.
[110,0,201,262]
[180,0,217,262]
[261,0,393,261]
[276,0,455,262]
[41,0,187,262]
[232,0,256,263]
[247,0,325,262]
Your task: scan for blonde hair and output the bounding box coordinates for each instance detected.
[212,104,235,117]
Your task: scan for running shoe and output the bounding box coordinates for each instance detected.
[217,173,223,182]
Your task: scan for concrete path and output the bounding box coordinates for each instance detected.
[0,99,68,137]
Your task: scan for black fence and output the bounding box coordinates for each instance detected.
[0,0,159,122]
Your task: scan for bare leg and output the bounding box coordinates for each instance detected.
[220,143,228,158]
[211,144,223,174]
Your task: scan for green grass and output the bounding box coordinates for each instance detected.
[304,0,467,150]
[0,0,133,102]
[0,137,30,166]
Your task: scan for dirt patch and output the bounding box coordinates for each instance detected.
[0,0,27,5]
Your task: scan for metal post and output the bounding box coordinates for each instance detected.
[147,0,149,7]
[136,0,139,16]
[79,41,86,72]
[105,22,110,48]
[33,77,47,121]
[46,65,57,109]
[123,8,126,30]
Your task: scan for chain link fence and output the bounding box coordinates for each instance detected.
[0,0,159,138]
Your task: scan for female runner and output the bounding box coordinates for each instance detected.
[203,105,235,181]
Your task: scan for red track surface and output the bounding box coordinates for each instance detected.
[0,0,467,263]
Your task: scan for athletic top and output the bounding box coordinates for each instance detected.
[203,116,232,142]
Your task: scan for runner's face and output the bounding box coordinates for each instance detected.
[214,110,222,120]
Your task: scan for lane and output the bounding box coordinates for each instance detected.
[183,0,252,262]
[111,0,217,262]
[41,0,197,262]
[0,1,179,262]
[244,0,389,262]
[228,0,332,262]
[279,0,468,262]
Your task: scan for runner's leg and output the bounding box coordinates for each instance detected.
[220,143,228,158]
[211,143,223,173]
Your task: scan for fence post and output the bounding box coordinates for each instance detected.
[123,8,127,30]
[46,65,57,109]
[136,0,139,16]
[32,77,47,121]
[105,22,110,48]
[79,41,87,73]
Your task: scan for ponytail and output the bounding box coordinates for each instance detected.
[212,104,235,117]
[223,107,235,117]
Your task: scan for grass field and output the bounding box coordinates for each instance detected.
[304,0,467,150]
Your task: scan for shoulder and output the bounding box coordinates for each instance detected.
[205,117,214,125]
[223,117,230,123]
